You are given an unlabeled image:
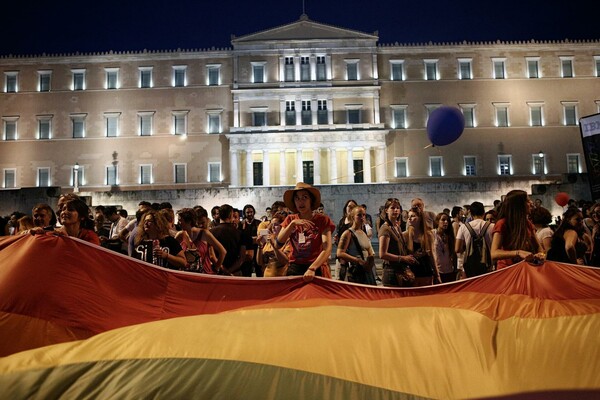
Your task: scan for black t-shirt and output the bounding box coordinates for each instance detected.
[133,236,182,270]
[211,223,249,269]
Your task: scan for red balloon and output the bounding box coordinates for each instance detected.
[555,192,570,207]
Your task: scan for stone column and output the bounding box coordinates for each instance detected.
[245,150,253,187]
[375,146,386,183]
[313,148,321,185]
[229,149,239,187]
[296,149,304,183]
[329,148,337,184]
[363,146,372,183]
[279,150,286,186]
[347,148,354,184]
[262,150,270,186]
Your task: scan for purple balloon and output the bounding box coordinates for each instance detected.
[426,106,465,146]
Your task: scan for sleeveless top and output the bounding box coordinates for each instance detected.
[192,229,215,274]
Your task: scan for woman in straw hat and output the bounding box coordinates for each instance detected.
[277,182,335,282]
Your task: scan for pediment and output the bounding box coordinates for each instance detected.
[232,14,378,45]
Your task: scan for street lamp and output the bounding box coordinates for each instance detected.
[538,150,544,158]
[73,162,80,193]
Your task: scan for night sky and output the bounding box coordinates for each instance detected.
[0,0,596,55]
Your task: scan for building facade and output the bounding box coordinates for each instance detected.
[1,15,599,213]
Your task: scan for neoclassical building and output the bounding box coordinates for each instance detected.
[1,15,599,200]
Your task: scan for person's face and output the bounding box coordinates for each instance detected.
[316,206,324,214]
[534,199,542,208]
[438,215,449,230]
[592,207,600,222]
[198,215,208,229]
[526,197,534,215]
[485,214,496,223]
[386,204,401,221]
[177,215,191,229]
[294,190,312,214]
[270,217,282,235]
[569,212,584,229]
[245,208,255,221]
[212,209,219,221]
[346,201,357,215]
[143,215,157,233]
[33,208,52,227]
[354,209,366,225]
[60,204,81,227]
[408,211,419,226]
[266,208,272,218]
[411,200,424,213]
[232,211,240,223]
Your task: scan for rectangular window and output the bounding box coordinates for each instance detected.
[106,68,119,89]
[71,115,86,138]
[347,109,361,124]
[395,158,408,178]
[458,59,472,79]
[284,57,295,82]
[567,154,581,173]
[532,154,545,175]
[140,165,152,184]
[429,157,443,177]
[346,61,358,81]
[353,160,364,183]
[460,105,475,128]
[252,63,265,83]
[72,70,85,90]
[316,56,326,81]
[3,119,17,140]
[207,65,220,86]
[303,161,314,185]
[495,104,509,127]
[464,156,477,176]
[596,57,600,78]
[493,58,506,79]
[208,113,221,134]
[38,118,51,139]
[498,155,512,175]
[563,103,577,126]
[173,112,187,135]
[252,111,267,127]
[174,164,187,183]
[139,113,153,136]
[527,58,540,78]
[5,72,18,93]
[392,107,407,129]
[561,57,574,78]
[106,165,118,186]
[390,61,404,81]
[39,71,51,92]
[285,101,296,126]
[317,100,328,124]
[253,162,263,186]
[139,68,152,88]
[173,66,186,87]
[38,167,50,187]
[208,162,221,183]
[300,57,310,81]
[301,101,311,125]
[425,60,438,80]
[3,169,16,188]
[105,113,119,137]
[529,105,543,126]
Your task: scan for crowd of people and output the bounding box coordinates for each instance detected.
[1,185,599,286]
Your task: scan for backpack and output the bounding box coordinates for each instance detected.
[463,221,492,277]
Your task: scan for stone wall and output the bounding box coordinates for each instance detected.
[1,178,591,223]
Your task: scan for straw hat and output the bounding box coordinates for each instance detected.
[283,182,321,213]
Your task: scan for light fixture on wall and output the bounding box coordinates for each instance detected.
[74,162,80,193]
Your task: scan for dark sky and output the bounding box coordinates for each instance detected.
[0,0,596,55]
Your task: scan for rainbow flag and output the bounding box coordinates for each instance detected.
[0,234,599,399]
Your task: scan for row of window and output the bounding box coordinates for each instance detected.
[4,55,600,93]
[1,100,585,140]
[1,163,223,189]
[394,153,582,178]
[2,152,582,190]
[1,110,222,139]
